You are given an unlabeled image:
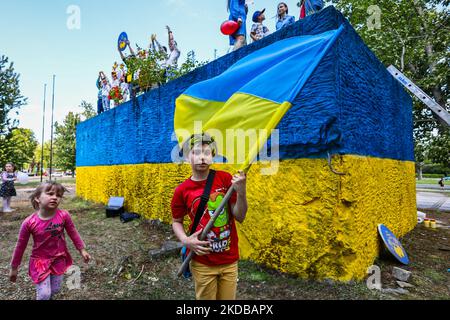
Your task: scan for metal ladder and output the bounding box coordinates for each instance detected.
[387,65,450,127]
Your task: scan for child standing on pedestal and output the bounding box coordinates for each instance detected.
[250,8,270,42]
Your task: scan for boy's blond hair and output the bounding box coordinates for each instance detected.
[182,132,217,158]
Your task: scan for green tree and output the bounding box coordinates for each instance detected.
[53,101,96,174]
[34,141,51,175]
[428,131,450,168]
[0,55,27,135]
[79,100,97,120]
[414,133,429,179]
[54,112,81,174]
[331,1,449,105]
[123,49,208,91]
[1,128,38,170]
[136,49,168,91]
[331,0,450,177]
[0,55,27,166]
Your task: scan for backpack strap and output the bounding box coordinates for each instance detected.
[189,169,216,236]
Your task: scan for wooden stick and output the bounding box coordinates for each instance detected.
[177,185,236,277]
[130,265,145,284]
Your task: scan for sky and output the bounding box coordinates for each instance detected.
[1,0,317,142]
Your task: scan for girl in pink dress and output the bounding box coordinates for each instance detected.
[9,181,91,300]
[1,162,17,213]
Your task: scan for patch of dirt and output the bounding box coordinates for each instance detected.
[0,189,194,300]
[381,212,450,300]
[0,189,449,300]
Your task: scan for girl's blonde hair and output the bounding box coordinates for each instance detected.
[29,181,68,210]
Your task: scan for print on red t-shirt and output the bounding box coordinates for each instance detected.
[171,170,239,266]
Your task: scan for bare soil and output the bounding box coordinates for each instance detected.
[0,186,448,300]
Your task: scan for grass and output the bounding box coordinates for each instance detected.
[1,189,449,300]
[416,179,441,185]
[65,196,96,210]
[424,269,447,283]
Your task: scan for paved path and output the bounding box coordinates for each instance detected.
[13,186,76,202]
[416,190,450,212]
[416,184,450,191]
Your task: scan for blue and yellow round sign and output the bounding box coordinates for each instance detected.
[118,32,128,52]
[378,224,409,265]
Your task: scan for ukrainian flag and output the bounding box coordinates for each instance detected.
[175,26,344,171]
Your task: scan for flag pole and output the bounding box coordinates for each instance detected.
[177,185,236,277]
[40,84,47,182]
[49,75,55,181]
[176,104,289,276]
[177,165,250,277]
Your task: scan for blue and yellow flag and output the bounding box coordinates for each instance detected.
[175,26,344,171]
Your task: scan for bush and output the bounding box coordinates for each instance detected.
[422,174,446,178]
[125,50,208,92]
[422,163,449,175]
[166,51,208,82]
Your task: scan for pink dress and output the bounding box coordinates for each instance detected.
[10,209,85,284]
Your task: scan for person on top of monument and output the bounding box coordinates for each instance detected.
[163,25,181,69]
[250,8,270,42]
[276,2,295,30]
[227,0,248,51]
[118,39,137,65]
[298,0,324,19]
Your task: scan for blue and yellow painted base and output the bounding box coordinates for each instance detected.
[76,155,416,281]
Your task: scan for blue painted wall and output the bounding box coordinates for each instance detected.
[76,6,413,167]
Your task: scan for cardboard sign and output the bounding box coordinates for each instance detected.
[118,32,128,52]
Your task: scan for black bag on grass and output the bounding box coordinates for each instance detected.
[120,212,141,223]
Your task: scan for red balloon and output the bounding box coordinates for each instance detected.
[220,20,240,35]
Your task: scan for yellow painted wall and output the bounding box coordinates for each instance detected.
[76,155,416,281]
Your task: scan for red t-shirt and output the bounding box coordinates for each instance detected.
[171,170,239,266]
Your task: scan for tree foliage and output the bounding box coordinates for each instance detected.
[0,128,38,170]
[54,112,80,173]
[53,101,96,173]
[166,50,209,81]
[0,55,27,135]
[79,100,97,120]
[0,55,30,169]
[428,131,450,167]
[34,141,51,174]
[331,0,449,170]
[125,49,208,91]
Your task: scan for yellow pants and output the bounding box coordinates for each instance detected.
[190,260,238,300]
